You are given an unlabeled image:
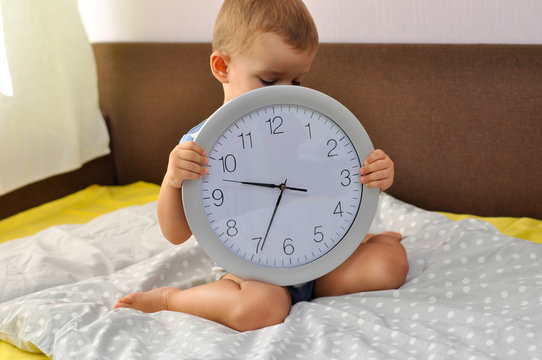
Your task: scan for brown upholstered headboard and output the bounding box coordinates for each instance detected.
[1,43,541,220]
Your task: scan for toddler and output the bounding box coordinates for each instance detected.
[115,0,409,332]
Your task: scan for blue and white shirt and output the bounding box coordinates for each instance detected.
[180,120,207,144]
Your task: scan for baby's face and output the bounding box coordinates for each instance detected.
[223,32,316,103]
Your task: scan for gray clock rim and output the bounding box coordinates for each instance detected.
[182,85,379,286]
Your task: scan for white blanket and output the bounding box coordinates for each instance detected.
[1,194,541,359]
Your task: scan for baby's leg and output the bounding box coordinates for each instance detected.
[114,274,291,332]
[314,231,408,298]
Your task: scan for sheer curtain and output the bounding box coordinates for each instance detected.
[0,0,109,196]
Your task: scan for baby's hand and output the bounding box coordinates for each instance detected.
[165,141,209,188]
[359,149,394,193]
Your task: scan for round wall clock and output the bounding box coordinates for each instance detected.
[182,85,379,286]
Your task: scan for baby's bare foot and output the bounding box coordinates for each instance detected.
[113,286,176,313]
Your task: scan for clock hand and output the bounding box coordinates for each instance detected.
[285,185,308,193]
[223,179,278,189]
[223,179,307,192]
[260,180,287,251]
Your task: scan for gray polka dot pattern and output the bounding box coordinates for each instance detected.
[1,196,541,359]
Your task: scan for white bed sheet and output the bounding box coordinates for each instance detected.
[1,194,541,359]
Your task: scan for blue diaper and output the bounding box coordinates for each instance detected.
[287,281,315,305]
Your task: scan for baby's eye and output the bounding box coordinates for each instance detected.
[259,79,276,86]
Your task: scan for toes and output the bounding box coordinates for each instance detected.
[113,302,128,310]
[113,294,136,310]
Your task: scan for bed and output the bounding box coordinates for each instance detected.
[1,43,541,359]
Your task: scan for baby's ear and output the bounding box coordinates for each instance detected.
[210,51,230,84]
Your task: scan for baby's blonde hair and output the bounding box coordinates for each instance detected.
[212,0,319,56]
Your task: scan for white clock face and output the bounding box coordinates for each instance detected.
[183,85,378,286]
[201,104,362,269]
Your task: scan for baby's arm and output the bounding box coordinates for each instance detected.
[360,149,394,193]
[157,141,209,245]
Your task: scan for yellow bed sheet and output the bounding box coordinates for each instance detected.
[0,183,540,359]
[0,181,160,245]
[441,212,542,244]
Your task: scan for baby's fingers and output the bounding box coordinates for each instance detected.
[166,142,209,187]
[363,149,387,165]
[360,149,394,192]
[175,147,208,168]
[360,167,392,187]
[177,158,209,178]
[178,140,207,159]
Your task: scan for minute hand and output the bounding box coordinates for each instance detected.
[261,180,287,251]
[222,179,307,192]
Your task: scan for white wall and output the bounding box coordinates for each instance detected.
[78,0,542,44]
